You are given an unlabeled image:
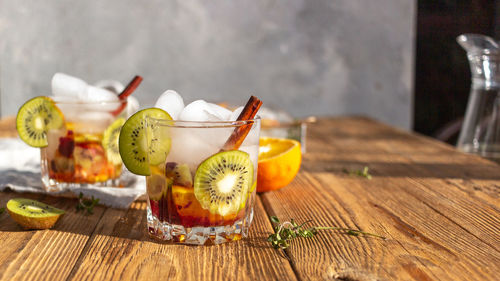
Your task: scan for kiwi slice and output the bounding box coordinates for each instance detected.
[194,150,253,216]
[16,96,64,147]
[118,108,172,175]
[166,162,193,187]
[7,198,65,229]
[102,117,125,165]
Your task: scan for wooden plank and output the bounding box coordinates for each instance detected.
[259,118,500,280]
[66,198,297,281]
[261,173,421,281]
[0,191,106,281]
[260,174,499,280]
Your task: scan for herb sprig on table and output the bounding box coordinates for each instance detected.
[0,207,4,214]
[76,193,99,215]
[267,216,385,250]
[343,166,372,179]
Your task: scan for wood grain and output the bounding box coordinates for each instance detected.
[66,198,296,281]
[0,191,106,281]
[261,117,499,280]
[1,116,499,280]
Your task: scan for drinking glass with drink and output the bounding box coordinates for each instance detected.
[118,91,262,245]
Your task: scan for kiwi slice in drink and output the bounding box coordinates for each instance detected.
[7,198,65,229]
[119,108,172,175]
[194,150,253,216]
[16,96,64,147]
[102,118,125,165]
[166,162,193,187]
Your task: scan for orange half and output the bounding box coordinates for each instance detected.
[257,137,301,192]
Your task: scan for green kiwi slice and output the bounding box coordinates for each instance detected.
[102,117,125,165]
[194,150,253,216]
[16,96,64,147]
[7,198,65,229]
[118,108,172,175]
[166,162,193,187]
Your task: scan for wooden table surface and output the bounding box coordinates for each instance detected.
[0,116,499,281]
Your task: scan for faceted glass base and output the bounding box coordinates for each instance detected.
[147,207,254,245]
[41,175,121,192]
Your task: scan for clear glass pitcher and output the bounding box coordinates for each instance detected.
[457,34,500,163]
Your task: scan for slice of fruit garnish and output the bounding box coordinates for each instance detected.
[257,137,301,192]
[193,150,253,216]
[16,96,64,147]
[118,108,172,175]
[102,117,125,165]
[7,198,65,229]
[146,174,171,201]
[165,162,193,187]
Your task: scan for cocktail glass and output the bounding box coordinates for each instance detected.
[40,98,127,191]
[145,116,260,245]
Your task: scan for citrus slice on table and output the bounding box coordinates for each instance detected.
[257,137,301,192]
[16,96,64,147]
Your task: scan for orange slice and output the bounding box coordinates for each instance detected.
[257,137,301,192]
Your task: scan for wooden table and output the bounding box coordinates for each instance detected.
[0,117,499,281]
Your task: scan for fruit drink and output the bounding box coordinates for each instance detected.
[44,121,123,184]
[119,93,262,244]
[38,99,127,190]
[16,73,141,191]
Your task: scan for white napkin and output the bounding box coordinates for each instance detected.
[0,138,146,209]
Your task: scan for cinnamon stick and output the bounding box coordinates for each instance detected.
[111,75,143,116]
[221,96,262,151]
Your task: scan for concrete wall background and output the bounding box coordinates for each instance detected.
[0,0,415,129]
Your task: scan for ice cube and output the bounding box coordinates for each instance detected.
[179,100,218,121]
[127,96,140,117]
[154,90,184,119]
[179,100,232,122]
[93,80,125,94]
[52,73,88,98]
[167,128,220,174]
[72,112,114,134]
[80,86,120,112]
[206,103,232,120]
[230,106,244,121]
[80,86,119,102]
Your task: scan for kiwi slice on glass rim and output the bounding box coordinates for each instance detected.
[16,96,64,147]
[118,108,172,176]
[194,150,253,216]
[7,198,65,229]
[102,117,125,165]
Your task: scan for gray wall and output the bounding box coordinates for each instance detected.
[0,0,415,129]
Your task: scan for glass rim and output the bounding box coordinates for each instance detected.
[49,96,127,105]
[147,115,261,128]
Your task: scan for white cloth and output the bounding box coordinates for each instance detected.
[0,138,146,209]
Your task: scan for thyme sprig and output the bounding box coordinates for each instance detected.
[0,207,4,214]
[267,216,385,250]
[76,193,99,215]
[343,166,372,179]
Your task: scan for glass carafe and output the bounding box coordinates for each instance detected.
[457,34,500,163]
